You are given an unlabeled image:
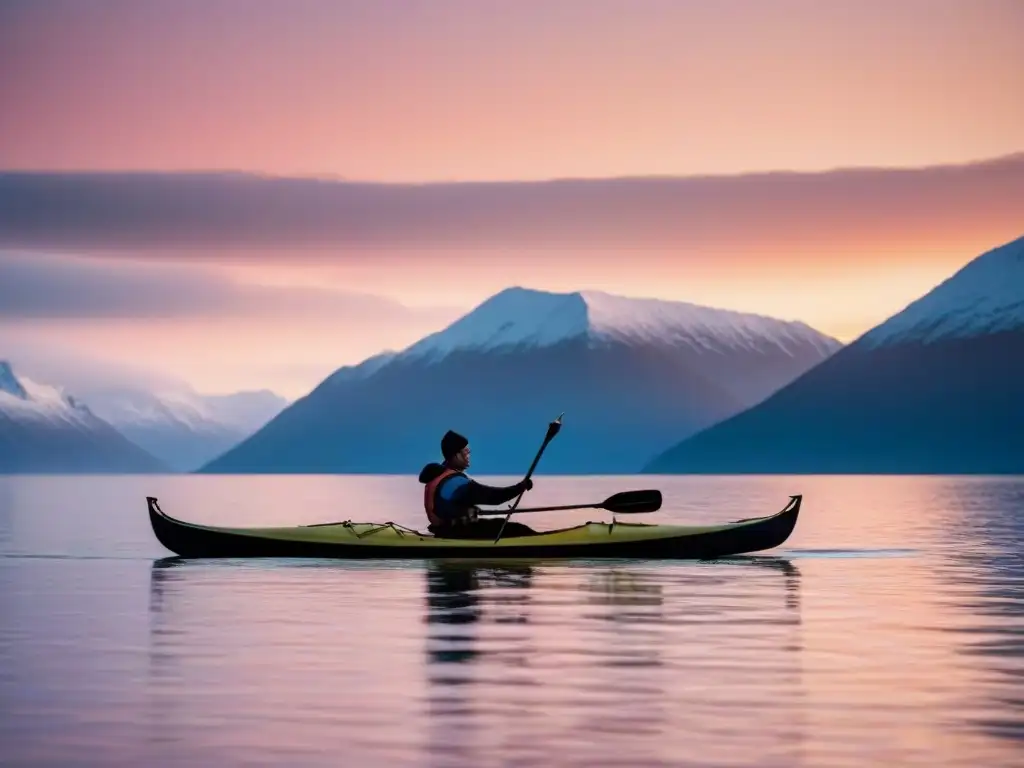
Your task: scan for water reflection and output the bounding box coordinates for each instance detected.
[146,556,200,762]
[424,561,535,665]
[145,553,806,765]
[933,480,1024,746]
[149,555,183,605]
[146,557,439,765]
[419,556,804,767]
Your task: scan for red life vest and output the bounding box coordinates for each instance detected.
[423,468,459,526]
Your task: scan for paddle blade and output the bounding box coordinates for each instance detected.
[545,412,564,441]
[600,489,663,514]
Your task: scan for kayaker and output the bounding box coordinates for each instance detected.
[418,430,537,538]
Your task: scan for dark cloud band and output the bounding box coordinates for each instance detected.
[1,155,1022,254]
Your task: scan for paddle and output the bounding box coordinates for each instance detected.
[492,413,563,542]
[478,489,663,516]
[508,412,563,512]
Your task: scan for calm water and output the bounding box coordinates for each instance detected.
[1,474,1022,767]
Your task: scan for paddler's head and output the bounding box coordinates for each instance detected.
[441,430,470,470]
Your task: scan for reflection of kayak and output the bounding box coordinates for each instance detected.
[146,494,801,560]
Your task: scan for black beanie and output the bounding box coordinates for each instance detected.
[441,430,468,460]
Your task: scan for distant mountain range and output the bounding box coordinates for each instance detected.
[643,234,1024,474]
[83,388,288,472]
[0,361,165,474]
[198,287,841,474]
[0,361,288,473]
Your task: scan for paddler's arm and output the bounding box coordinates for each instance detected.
[447,476,533,508]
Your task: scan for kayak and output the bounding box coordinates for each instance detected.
[145,494,801,560]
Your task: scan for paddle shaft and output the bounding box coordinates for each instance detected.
[494,413,563,542]
[481,502,622,515]
[507,413,562,512]
[480,489,662,516]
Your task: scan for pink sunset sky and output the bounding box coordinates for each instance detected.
[1,0,1022,398]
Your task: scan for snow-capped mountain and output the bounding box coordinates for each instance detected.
[370,288,838,408]
[859,236,1024,347]
[0,361,166,473]
[644,234,1024,474]
[199,287,841,474]
[405,288,835,358]
[83,387,288,472]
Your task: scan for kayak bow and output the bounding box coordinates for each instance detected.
[145,494,801,560]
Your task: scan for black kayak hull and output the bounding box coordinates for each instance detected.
[146,494,802,560]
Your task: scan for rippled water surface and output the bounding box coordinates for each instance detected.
[1,474,1022,767]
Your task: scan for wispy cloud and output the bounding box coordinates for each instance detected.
[0,251,459,321]
[0,335,192,396]
[0,252,464,396]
